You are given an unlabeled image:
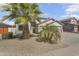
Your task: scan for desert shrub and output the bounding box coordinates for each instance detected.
[37,25,61,44]
[2,32,13,39]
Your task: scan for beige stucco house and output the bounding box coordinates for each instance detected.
[37,18,62,33]
[15,18,62,35]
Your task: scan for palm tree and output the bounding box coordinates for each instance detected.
[38,24,61,44]
[1,3,42,39]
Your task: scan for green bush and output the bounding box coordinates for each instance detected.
[2,32,13,39]
[38,25,61,44]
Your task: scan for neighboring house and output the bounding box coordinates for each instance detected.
[60,17,79,32]
[0,22,16,35]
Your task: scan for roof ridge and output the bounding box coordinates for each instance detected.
[60,17,78,22]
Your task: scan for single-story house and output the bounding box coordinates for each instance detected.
[60,17,79,32]
[15,18,62,35]
[0,18,63,38]
[37,18,63,33]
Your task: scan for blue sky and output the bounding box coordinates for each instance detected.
[39,3,79,20]
[39,3,67,20]
[0,3,79,25]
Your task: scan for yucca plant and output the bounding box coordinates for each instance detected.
[38,24,61,44]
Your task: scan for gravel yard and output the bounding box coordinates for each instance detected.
[0,32,79,56]
[0,37,62,56]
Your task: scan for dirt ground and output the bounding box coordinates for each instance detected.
[0,32,79,56]
[0,37,63,56]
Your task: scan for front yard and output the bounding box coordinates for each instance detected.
[0,37,62,56]
[0,32,79,55]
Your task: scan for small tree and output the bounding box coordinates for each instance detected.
[38,25,61,44]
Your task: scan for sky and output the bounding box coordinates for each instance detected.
[39,3,79,20]
[1,3,79,25]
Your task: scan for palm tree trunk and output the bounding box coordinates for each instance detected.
[22,24,30,39]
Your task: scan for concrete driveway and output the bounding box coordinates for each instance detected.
[62,32,79,45]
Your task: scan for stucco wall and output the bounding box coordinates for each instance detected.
[8,28,16,35]
[38,21,62,33]
[70,19,77,24]
[74,26,78,32]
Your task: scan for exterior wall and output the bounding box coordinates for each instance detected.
[38,21,62,33]
[50,22,62,27]
[38,26,43,33]
[74,26,78,32]
[58,26,63,33]
[8,27,16,35]
[70,19,77,24]
[39,20,54,26]
[49,22,62,33]
[15,20,62,35]
[38,26,62,33]
[70,19,78,32]
[15,23,35,35]
[15,24,22,35]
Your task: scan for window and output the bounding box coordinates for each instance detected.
[19,25,23,31]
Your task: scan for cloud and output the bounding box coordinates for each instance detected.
[65,4,79,14]
[61,4,79,19]
[0,3,7,7]
[41,13,50,17]
[0,3,7,11]
[60,14,69,18]
[70,14,79,18]
[61,14,79,19]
